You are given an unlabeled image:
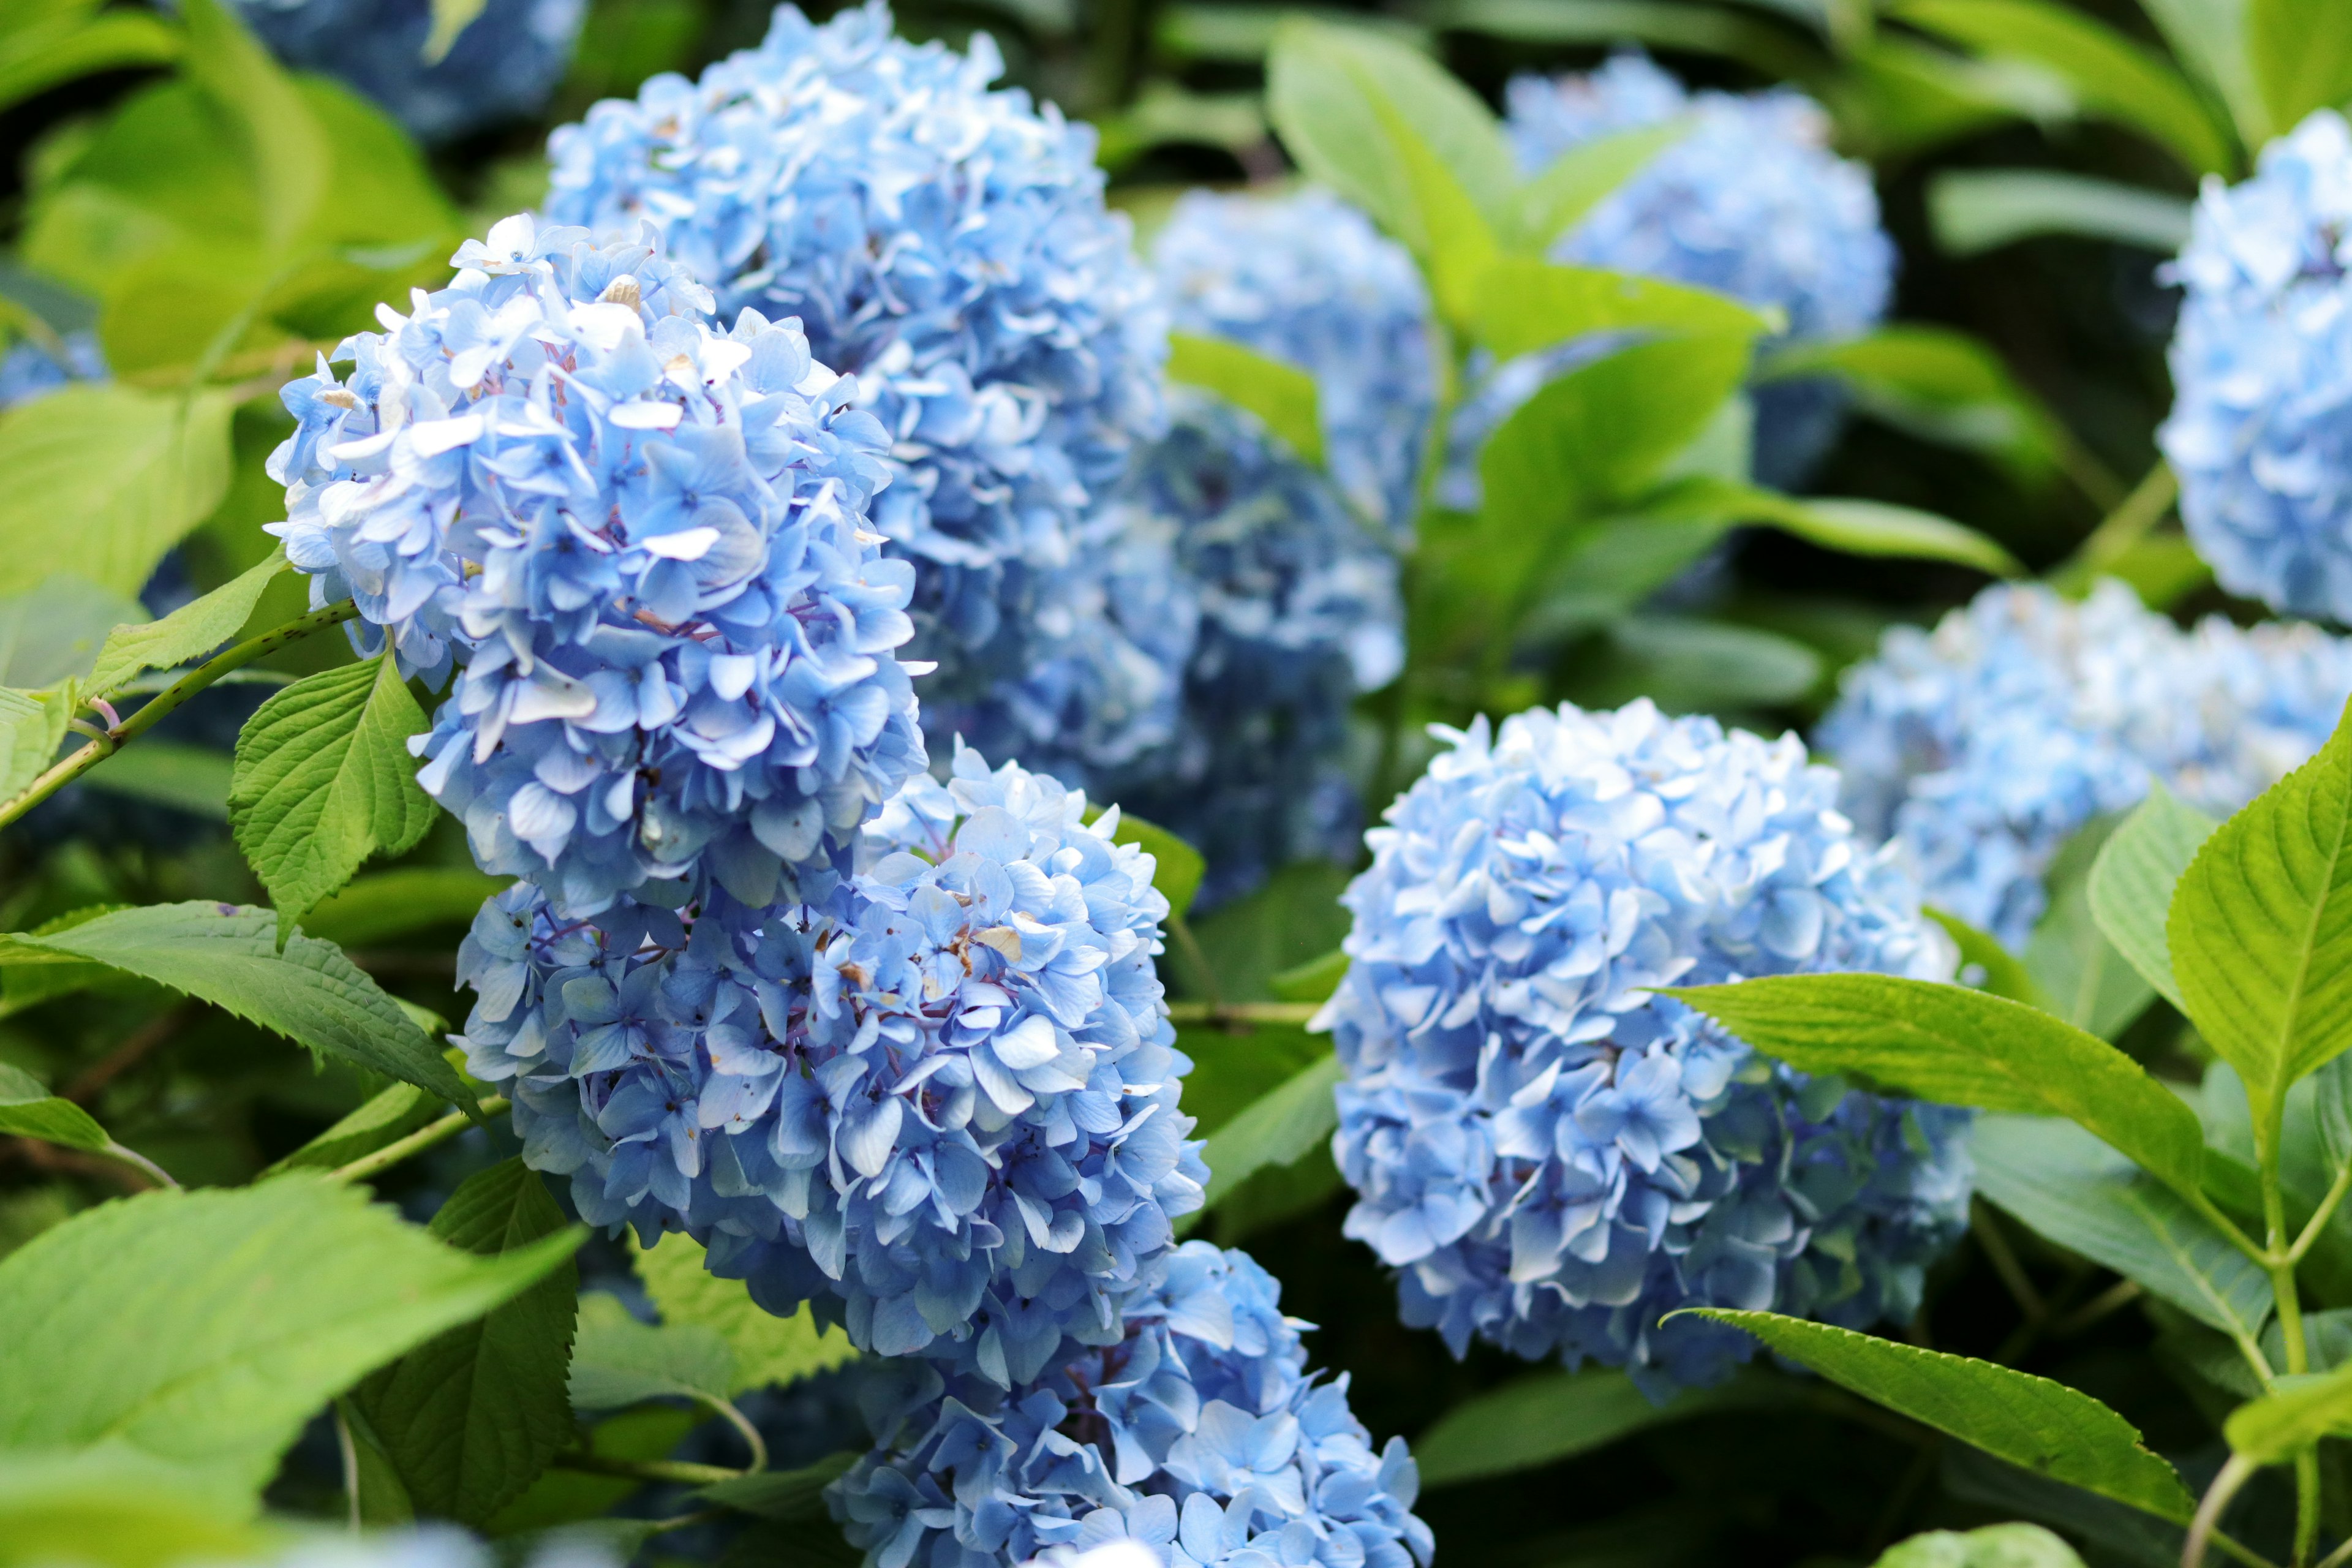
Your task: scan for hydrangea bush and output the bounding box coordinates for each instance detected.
[1321,700,1972,1393]
[2161,110,2352,622]
[1819,581,2352,946]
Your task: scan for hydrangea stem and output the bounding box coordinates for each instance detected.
[328,1096,508,1184]
[0,598,361,831]
[551,1452,744,1487]
[1164,1001,1320,1027]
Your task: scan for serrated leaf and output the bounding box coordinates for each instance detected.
[1412,1366,1782,1487]
[0,1060,109,1152]
[568,1291,736,1411]
[351,1159,581,1526]
[1691,1311,2196,1523]
[1668,974,2206,1197]
[85,546,287,698]
[0,901,472,1110]
[230,652,436,945]
[1874,1525,2087,1568]
[2169,704,2352,1148]
[0,1175,581,1494]
[1182,1049,1342,1227]
[631,1232,856,1396]
[1167,334,1325,467]
[2089,783,2217,1012]
[0,386,235,600]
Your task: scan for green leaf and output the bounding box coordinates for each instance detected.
[1183,861,1354,1004]
[487,1405,697,1535]
[85,547,287,699]
[260,1078,443,1175]
[350,1159,580,1527]
[1747,494,2024,577]
[0,1174,581,1494]
[2024,819,2155,1041]
[1926,170,2196,257]
[1971,1114,2272,1340]
[0,901,474,1111]
[631,1232,858,1396]
[423,0,491,61]
[177,0,326,252]
[0,1060,109,1152]
[1873,1525,2088,1568]
[1758,326,2064,486]
[1166,334,1325,467]
[1183,1049,1343,1226]
[2246,0,2352,148]
[1102,809,1207,925]
[2169,704,2352,1148]
[80,744,233,820]
[1667,974,2207,1196]
[0,574,145,690]
[1411,1367,1782,1487]
[1569,614,1823,714]
[1177,1022,1333,1138]
[301,867,509,948]
[0,10,179,117]
[568,1291,736,1411]
[1689,1310,2196,1522]
[2226,1359,2352,1463]
[1506,121,1687,252]
[698,1452,860,1520]
[230,652,436,945]
[1924,907,2056,1011]
[1468,255,1770,361]
[0,1449,266,1568]
[0,386,235,600]
[2089,783,2218,1012]
[1268,949,1349,1004]
[0,684,75,801]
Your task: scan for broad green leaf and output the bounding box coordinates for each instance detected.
[0,1061,108,1152]
[568,1291,736,1411]
[0,1450,267,1568]
[231,652,436,945]
[2225,1359,2352,1463]
[178,0,326,252]
[2025,818,2154,1041]
[80,744,233,820]
[85,547,287,698]
[2089,785,2218,1012]
[2246,0,2352,147]
[423,0,491,61]
[1874,1525,2087,1568]
[1183,860,1354,1003]
[301,867,509,948]
[0,10,179,117]
[1468,255,1769,360]
[698,1452,860,1520]
[1753,496,2022,577]
[0,386,235,600]
[1166,334,1324,467]
[1268,949,1349,1004]
[0,901,473,1110]
[1366,87,1499,325]
[1177,1023,1333,1138]
[1507,121,1687,252]
[260,1078,443,1175]
[1691,1311,2196,1522]
[1925,907,2055,1011]
[631,1232,857,1396]
[1411,1367,1782,1486]
[1667,974,2206,1195]
[0,904,129,1016]
[1896,0,2234,174]
[1183,1050,1343,1226]
[1101,809,1206,925]
[0,1175,581,1494]
[0,684,74,802]
[0,575,145,690]
[2135,0,2261,146]
[1926,170,2195,257]
[2170,707,2352,1145]
[351,1159,580,1526]
[1971,1114,2272,1340]
[1759,326,2063,485]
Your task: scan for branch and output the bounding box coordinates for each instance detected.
[328,1096,508,1184]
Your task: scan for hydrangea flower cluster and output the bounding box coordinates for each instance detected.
[458,744,1210,1384]
[1099,396,1403,911]
[1321,700,1972,1395]
[829,1240,1433,1568]
[542,2,1180,775]
[1148,189,1434,538]
[0,330,105,411]
[1818,581,2352,948]
[2160,110,2352,621]
[230,0,585,145]
[1444,54,1894,497]
[267,213,922,916]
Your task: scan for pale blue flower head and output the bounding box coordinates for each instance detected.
[1322,699,1972,1396]
[457,744,1208,1385]
[1096,395,1403,911]
[268,213,921,916]
[1148,188,1435,538]
[2161,110,2352,619]
[1819,580,2352,948]
[543,2,1175,772]
[230,0,585,145]
[827,1240,1433,1568]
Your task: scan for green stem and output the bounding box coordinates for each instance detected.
[695,1394,769,1475]
[0,598,361,831]
[2186,1453,2260,1568]
[328,1096,508,1184]
[2290,1156,2352,1265]
[1164,1001,1322,1028]
[2296,1450,2322,1568]
[2050,460,2177,592]
[2261,1125,2321,1567]
[1167,914,1224,1014]
[550,1452,744,1487]
[99,1140,178,1191]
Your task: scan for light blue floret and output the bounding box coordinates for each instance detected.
[456,745,1209,1385]
[2161,110,2352,620]
[1322,699,1972,1396]
[1818,580,2352,948]
[828,1240,1433,1568]
[230,0,584,145]
[542,2,1179,774]
[268,213,922,916]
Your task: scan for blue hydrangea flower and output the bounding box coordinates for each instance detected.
[1443,54,1894,501]
[1818,580,2352,948]
[230,0,584,145]
[543,2,1178,774]
[2160,110,2352,620]
[457,744,1208,1384]
[267,213,921,916]
[1095,394,1403,911]
[0,330,105,410]
[1321,700,1972,1396]
[829,1240,1433,1568]
[1148,189,1435,538]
